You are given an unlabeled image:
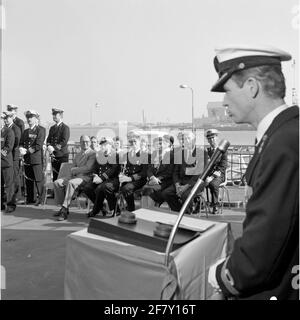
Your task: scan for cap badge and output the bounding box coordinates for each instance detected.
[238,62,245,69]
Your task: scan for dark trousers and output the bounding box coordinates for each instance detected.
[52,155,69,181]
[1,166,14,208]
[142,183,171,205]
[24,164,44,202]
[161,184,194,212]
[120,179,147,211]
[11,160,20,206]
[83,180,119,214]
[207,176,224,206]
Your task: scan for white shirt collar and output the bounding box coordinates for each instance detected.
[256,104,290,145]
[56,120,63,127]
[7,123,13,128]
[29,124,36,130]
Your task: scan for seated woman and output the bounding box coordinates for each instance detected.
[141,136,174,208]
[83,137,120,218]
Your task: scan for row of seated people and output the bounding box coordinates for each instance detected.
[53,130,227,221]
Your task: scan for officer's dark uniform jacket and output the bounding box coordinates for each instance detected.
[13,116,25,135]
[94,150,120,183]
[216,106,299,300]
[20,125,46,165]
[1,127,14,168]
[173,147,205,186]
[9,123,21,161]
[205,146,227,181]
[46,122,70,158]
[147,149,174,190]
[121,149,148,181]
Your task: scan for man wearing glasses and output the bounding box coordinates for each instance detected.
[53,135,96,221]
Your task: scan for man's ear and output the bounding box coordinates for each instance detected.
[245,77,259,98]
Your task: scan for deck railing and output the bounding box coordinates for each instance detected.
[67,143,254,185]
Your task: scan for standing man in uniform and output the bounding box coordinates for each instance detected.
[208,45,299,300]
[46,108,70,181]
[205,129,227,214]
[2,111,21,212]
[1,113,15,212]
[7,104,25,135]
[19,110,46,206]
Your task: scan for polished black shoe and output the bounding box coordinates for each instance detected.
[5,206,16,213]
[57,207,69,221]
[34,199,42,206]
[86,210,97,218]
[212,206,219,215]
[25,200,35,205]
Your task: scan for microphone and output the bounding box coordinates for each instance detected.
[201,139,230,182]
[164,139,230,266]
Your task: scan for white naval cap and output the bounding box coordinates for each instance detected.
[24,110,39,118]
[211,44,292,92]
[1,111,14,119]
[52,108,64,114]
[205,128,219,138]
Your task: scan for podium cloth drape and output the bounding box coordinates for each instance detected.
[64,210,232,300]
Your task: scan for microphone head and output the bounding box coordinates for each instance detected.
[217,139,230,152]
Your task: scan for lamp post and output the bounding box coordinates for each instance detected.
[90,103,101,126]
[179,84,194,132]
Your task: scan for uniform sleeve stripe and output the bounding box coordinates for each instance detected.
[220,258,240,296]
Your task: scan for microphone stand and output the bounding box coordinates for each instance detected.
[164,139,230,267]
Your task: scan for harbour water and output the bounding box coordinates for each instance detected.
[68,125,256,146]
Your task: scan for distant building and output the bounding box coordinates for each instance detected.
[207,101,229,122]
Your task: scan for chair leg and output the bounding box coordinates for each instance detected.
[219,187,224,214]
[43,187,48,209]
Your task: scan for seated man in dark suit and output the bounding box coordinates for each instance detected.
[141,136,174,208]
[118,132,148,212]
[161,131,205,213]
[205,129,228,214]
[83,137,120,217]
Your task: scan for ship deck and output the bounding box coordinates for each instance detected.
[1,186,246,300]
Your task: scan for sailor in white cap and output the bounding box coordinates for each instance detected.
[7,105,25,134]
[208,45,299,300]
[204,129,227,214]
[19,109,46,205]
[46,108,70,181]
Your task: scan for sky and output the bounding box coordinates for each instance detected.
[1,0,299,125]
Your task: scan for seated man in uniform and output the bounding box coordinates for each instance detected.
[113,136,124,155]
[161,131,205,212]
[53,135,96,221]
[118,132,148,212]
[90,136,100,152]
[83,137,120,218]
[205,129,228,214]
[141,136,174,208]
